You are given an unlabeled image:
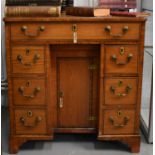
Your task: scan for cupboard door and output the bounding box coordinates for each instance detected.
[57,58,92,128]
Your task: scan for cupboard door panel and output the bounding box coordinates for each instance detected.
[58,58,91,128]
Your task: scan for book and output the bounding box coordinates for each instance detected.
[66,7,110,17]
[6,0,62,6]
[110,11,151,17]
[5,6,61,17]
[67,0,73,7]
[61,0,67,12]
[99,0,137,9]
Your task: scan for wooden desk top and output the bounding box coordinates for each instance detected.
[4,15,146,22]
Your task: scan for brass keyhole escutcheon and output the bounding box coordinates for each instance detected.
[120,47,125,55]
[26,81,31,87]
[118,81,123,87]
[26,49,30,55]
[117,111,122,117]
[27,111,33,117]
[72,24,77,32]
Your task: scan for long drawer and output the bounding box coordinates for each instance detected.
[11,23,140,40]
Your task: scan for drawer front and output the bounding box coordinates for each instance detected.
[105,45,138,74]
[78,23,140,40]
[11,23,73,40]
[12,46,45,74]
[15,109,47,135]
[11,23,140,40]
[103,109,135,134]
[13,79,46,106]
[105,78,137,105]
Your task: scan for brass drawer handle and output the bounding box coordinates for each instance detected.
[21,25,45,37]
[17,53,40,67]
[111,53,133,65]
[110,85,132,97]
[109,116,130,128]
[18,86,41,99]
[105,25,129,38]
[20,116,42,128]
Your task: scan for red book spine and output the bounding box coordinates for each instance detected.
[110,11,136,17]
[99,0,136,9]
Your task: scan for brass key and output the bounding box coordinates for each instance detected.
[72,24,78,44]
[59,91,64,108]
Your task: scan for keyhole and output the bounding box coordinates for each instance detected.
[26,81,30,87]
[118,81,123,87]
[27,111,33,117]
[117,111,122,117]
[120,47,125,55]
[26,49,30,55]
[72,24,77,32]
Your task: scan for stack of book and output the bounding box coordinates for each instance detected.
[5,0,73,17]
[99,0,137,10]
[98,0,150,17]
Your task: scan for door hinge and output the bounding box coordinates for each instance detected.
[88,64,97,70]
[88,116,96,121]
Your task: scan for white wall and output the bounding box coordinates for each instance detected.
[74,0,98,7]
[1,0,6,81]
[142,0,153,10]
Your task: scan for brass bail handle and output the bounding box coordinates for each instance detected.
[109,116,130,128]
[20,115,42,128]
[110,85,132,97]
[17,53,40,67]
[105,25,129,38]
[18,86,41,99]
[111,47,133,65]
[111,53,133,65]
[21,25,45,37]
[72,24,78,44]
